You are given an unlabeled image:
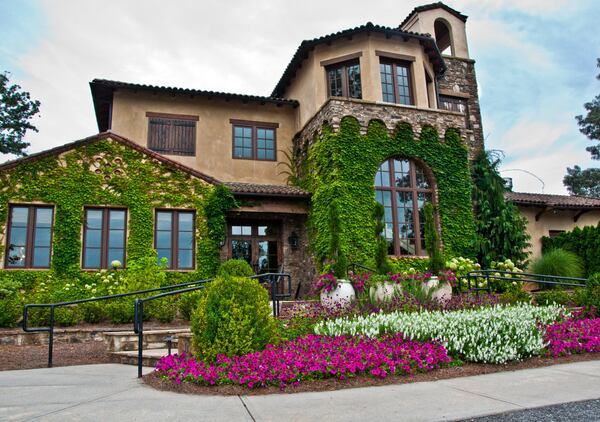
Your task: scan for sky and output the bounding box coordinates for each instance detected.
[1,0,599,194]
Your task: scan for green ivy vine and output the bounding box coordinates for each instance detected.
[0,137,236,289]
[303,116,476,270]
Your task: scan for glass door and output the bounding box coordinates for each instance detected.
[229,222,280,273]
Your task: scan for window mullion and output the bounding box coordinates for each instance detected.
[410,165,422,256]
[252,126,257,160]
[341,65,349,98]
[101,210,108,269]
[392,64,399,104]
[25,206,35,268]
[172,211,179,270]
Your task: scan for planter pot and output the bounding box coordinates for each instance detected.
[320,279,356,308]
[423,276,452,304]
[369,282,400,303]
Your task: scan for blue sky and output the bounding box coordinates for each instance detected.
[1,0,599,194]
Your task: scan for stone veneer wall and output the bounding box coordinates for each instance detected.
[293,98,475,179]
[438,56,485,158]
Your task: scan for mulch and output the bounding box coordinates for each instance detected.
[0,342,112,371]
[142,352,600,396]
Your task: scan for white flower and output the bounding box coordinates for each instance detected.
[111,260,122,269]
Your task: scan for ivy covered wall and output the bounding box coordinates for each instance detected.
[0,136,235,287]
[303,116,476,269]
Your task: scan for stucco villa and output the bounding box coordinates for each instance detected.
[1,2,598,295]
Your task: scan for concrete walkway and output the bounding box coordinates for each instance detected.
[0,360,599,421]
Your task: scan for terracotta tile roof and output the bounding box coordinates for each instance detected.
[90,79,299,132]
[399,2,468,29]
[271,22,446,97]
[505,191,600,209]
[224,182,310,198]
[0,131,220,185]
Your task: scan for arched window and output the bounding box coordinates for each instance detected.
[434,19,453,55]
[374,158,435,256]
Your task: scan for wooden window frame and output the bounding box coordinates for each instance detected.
[4,204,54,269]
[146,112,198,156]
[230,119,278,161]
[325,59,362,99]
[154,209,196,270]
[379,59,414,106]
[438,95,470,128]
[227,221,281,273]
[374,159,436,257]
[82,207,127,270]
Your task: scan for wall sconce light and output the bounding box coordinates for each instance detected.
[218,238,226,248]
[288,232,299,250]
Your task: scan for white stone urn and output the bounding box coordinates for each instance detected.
[423,276,452,304]
[369,282,400,303]
[320,279,356,308]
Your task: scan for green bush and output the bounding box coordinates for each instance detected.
[0,293,22,327]
[191,276,278,362]
[500,289,531,304]
[587,272,600,288]
[530,249,584,286]
[535,289,574,306]
[542,223,600,277]
[216,259,255,278]
[574,284,600,316]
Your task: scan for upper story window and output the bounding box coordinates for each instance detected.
[155,210,195,270]
[326,60,362,99]
[434,19,453,56]
[230,119,278,161]
[83,208,127,269]
[374,158,435,256]
[5,205,54,268]
[146,112,198,156]
[439,95,467,114]
[380,60,413,105]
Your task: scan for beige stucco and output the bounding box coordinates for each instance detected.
[284,32,442,129]
[517,206,600,259]
[401,9,470,59]
[110,90,297,185]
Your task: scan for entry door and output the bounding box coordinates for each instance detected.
[229,222,279,273]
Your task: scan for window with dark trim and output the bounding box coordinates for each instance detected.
[548,230,565,238]
[155,210,195,270]
[438,95,470,128]
[83,208,127,269]
[374,158,435,256]
[5,205,54,268]
[230,120,277,161]
[146,112,197,156]
[326,60,362,99]
[380,60,413,105]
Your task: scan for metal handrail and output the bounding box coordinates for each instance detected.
[22,278,214,367]
[464,269,587,293]
[132,272,291,377]
[348,263,377,274]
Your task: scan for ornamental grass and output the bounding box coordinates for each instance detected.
[544,317,600,357]
[155,334,451,389]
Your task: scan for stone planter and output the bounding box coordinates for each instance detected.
[423,276,452,304]
[320,279,356,308]
[369,281,400,303]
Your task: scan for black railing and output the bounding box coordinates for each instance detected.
[348,263,376,274]
[133,272,291,377]
[22,278,213,368]
[463,270,587,293]
[22,272,291,370]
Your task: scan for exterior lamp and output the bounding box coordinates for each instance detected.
[288,232,299,250]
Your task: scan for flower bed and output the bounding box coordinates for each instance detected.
[314,304,567,364]
[544,317,600,357]
[155,334,451,388]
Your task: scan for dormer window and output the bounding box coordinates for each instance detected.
[380,60,413,106]
[326,60,362,99]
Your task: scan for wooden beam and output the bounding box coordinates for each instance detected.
[535,207,552,221]
[574,209,591,222]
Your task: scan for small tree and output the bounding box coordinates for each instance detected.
[424,202,444,275]
[0,72,41,156]
[563,165,600,198]
[472,151,531,268]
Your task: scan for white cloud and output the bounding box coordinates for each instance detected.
[492,118,570,154]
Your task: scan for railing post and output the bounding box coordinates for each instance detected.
[136,300,144,379]
[271,275,277,318]
[48,306,55,368]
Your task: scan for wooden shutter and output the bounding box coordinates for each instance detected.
[148,117,196,156]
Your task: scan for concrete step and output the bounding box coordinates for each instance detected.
[103,328,190,352]
[110,348,173,367]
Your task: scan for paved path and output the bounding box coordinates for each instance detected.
[1,360,599,421]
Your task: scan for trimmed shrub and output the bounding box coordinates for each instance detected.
[530,249,584,285]
[191,276,278,362]
[587,273,600,288]
[216,259,255,278]
[542,223,600,277]
[535,289,574,306]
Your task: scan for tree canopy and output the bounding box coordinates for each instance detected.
[563,165,600,198]
[575,58,600,159]
[0,72,41,156]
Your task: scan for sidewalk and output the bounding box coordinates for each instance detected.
[0,360,599,421]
